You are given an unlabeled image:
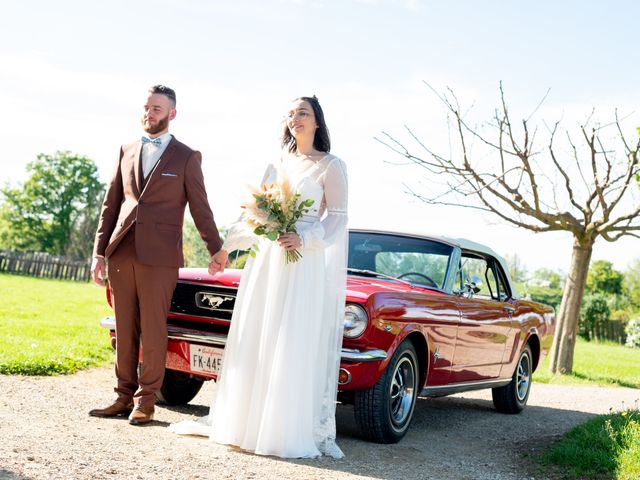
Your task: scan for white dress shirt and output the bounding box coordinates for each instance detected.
[141,132,172,178]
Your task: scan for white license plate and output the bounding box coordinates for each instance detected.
[190,344,224,375]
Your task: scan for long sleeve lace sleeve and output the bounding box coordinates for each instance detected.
[298,157,348,249]
[221,163,277,252]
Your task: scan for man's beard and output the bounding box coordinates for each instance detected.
[142,114,169,135]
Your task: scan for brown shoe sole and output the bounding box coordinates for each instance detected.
[128,413,154,426]
[88,406,133,418]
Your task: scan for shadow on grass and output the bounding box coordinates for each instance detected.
[571,371,639,389]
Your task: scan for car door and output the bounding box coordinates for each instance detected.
[450,252,513,381]
[369,236,459,387]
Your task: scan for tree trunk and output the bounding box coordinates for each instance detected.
[549,236,594,374]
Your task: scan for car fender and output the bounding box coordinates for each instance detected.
[501,327,541,378]
[380,322,429,386]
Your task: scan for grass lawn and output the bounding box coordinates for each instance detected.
[0,273,113,375]
[532,338,640,479]
[542,410,640,480]
[534,337,640,389]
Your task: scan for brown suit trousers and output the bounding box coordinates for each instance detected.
[108,230,177,407]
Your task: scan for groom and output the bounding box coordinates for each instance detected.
[89,85,226,425]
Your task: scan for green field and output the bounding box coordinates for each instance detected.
[2,271,639,386]
[542,410,640,480]
[534,337,640,389]
[0,273,113,375]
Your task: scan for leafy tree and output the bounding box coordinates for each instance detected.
[579,293,611,342]
[505,253,528,283]
[378,83,640,374]
[523,285,564,311]
[624,258,640,310]
[183,221,250,269]
[530,268,564,290]
[183,220,217,267]
[228,250,249,269]
[586,260,624,295]
[626,318,640,348]
[0,151,104,259]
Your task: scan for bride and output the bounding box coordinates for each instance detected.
[169,96,348,459]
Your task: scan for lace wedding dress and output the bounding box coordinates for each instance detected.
[169,153,348,459]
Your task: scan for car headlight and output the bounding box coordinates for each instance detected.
[343,303,368,338]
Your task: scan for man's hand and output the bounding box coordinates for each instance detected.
[91,256,106,286]
[209,249,229,275]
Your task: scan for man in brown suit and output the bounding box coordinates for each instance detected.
[89,85,225,425]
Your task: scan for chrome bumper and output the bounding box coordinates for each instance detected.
[100,316,387,363]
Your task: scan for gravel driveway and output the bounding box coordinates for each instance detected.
[1,367,638,480]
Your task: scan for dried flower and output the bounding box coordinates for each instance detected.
[241,173,314,264]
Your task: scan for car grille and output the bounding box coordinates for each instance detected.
[170,281,237,321]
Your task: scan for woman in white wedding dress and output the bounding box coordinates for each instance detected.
[169,96,348,459]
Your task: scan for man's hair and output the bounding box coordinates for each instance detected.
[148,85,176,107]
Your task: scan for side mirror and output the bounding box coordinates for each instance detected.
[464,275,482,297]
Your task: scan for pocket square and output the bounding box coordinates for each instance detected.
[161,172,178,177]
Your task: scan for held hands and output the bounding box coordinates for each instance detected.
[208,249,229,275]
[91,257,106,286]
[277,232,302,251]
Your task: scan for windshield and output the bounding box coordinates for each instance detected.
[348,232,454,290]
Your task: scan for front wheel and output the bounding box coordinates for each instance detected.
[492,344,532,414]
[354,340,419,443]
[156,369,205,405]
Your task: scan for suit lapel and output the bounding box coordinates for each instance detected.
[133,142,144,196]
[140,137,177,197]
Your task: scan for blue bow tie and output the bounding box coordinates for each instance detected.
[141,136,162,146]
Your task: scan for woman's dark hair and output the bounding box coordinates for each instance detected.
[281,95,330,153]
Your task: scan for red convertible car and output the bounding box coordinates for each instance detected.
[100,229,555,443]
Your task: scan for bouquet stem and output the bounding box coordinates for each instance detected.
[285,249,302,264]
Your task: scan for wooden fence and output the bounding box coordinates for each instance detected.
[0,251,91,282]
[583,319,628,344]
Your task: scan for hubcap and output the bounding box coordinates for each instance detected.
[516,352,531,402]
[389,356,416,427]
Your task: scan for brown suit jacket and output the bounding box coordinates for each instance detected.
[93,136,222,267]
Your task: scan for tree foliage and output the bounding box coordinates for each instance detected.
[626,318,640,348]
[586,260,624,296]
[505,253,528,283]
[182,219,215,267]
[530,268,564,289]
[580,293,611,342]
[0,151,104,259]
[624,258,640,310]
[522,284,564,311]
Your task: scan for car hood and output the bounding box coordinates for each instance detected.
[178,268,445,301]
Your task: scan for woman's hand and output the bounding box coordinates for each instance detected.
[209,249,229,275]
[277,232,301,251]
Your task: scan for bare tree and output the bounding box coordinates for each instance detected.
[378,82,640,374]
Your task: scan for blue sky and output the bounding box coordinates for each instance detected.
[1,0,639,274]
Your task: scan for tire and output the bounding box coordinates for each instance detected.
[354,340,419,443]
[492,344,533,414]
[156,368,205,405]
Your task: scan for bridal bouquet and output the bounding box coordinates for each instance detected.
[241,175,314,264]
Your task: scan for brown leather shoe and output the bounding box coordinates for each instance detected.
[128,405,155,425]
[89,400,134,418]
